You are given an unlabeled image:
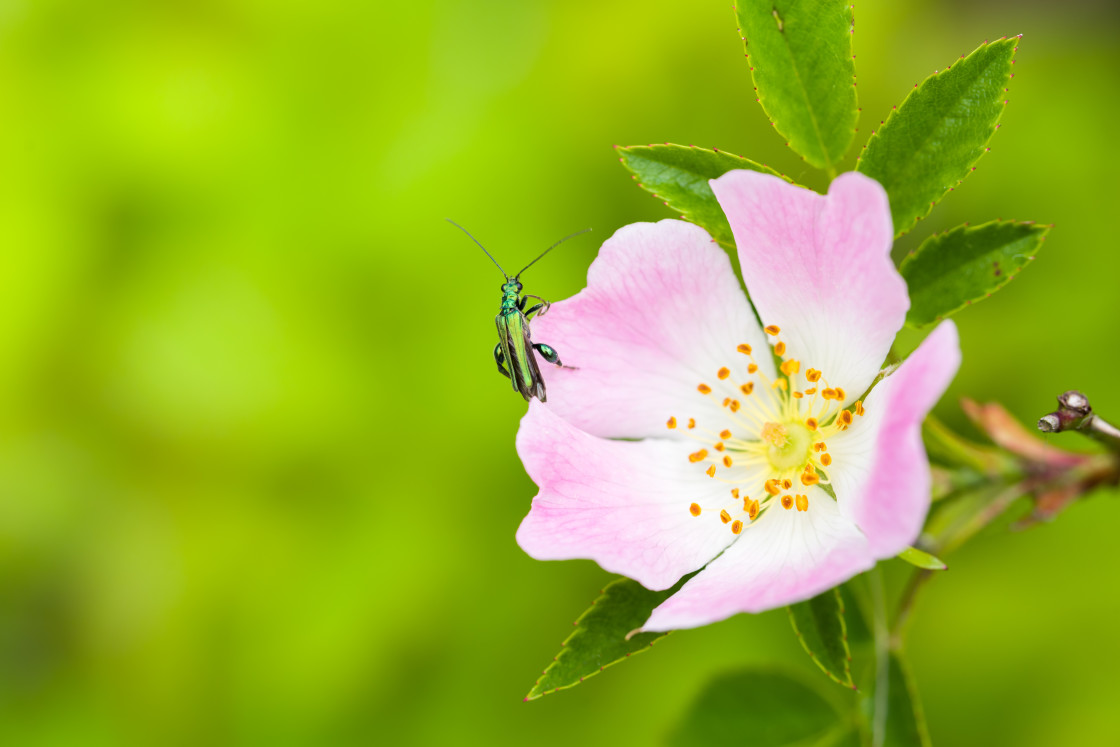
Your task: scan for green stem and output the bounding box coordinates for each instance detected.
[870,566,890,747]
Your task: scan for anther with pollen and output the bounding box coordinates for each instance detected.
[666,416,677,429]
[747,499,760,519]
[731,520,743,534]
[774,341,786,356]
[730,488,740,499]
[741,382,754,395]
[765,325,781,336]
[717,367,730,380]
[806,417,818,430]
[698,383,712,394]
[688,418,696,429]
[722,455,733,467]
[714,442,725,451]
[821,453,832,466]
[838,410,853,427]
[855,400,865,416]
[720,509,731,524]
[806,369,822,383]
[814,442,828,452]
[782,479,793,490]
[795,494,809,512]
[720,429,732,439]
[737,343,752,354]
[706,465,716,477]
[781,495,794,509]
[748,364,759,374]
[765,479,781,495]
[689,449,708,463]
[801,465,820,486]
[780,359,800,375]
[689,502,702,516]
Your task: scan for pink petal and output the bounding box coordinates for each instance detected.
[711,171,907,406]
[642,489,874,631]
[827,321,961,556]
[532,219,774,440]
[515,401,738,591]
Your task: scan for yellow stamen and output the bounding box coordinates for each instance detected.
[765,325,781,336]
[717,367,730,380]
[688,449,708,463]
[764,479,781,496]
[722,455,732,468]
[781,495,794,509]
[666,416,677,429]
[780,359,800,375]
[795,494,809,512]
[720,429,732,439]
[775,341,787,356]
[687,418,696,429]
[714,442,725,451]
[689,503,701,516]
[748,363,759,374]
[720,509,731,524]
[855,400,865,416]
[821,453,832,466]
[731,519,743,534]
[741,382,755,395]
[706,465,717,477]
[737,343,753,354]
[698,383,712,394]
[806,418,818,430]
[748,499,760,520]
[806,369,822,383]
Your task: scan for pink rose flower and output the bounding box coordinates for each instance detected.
[516,171,960,631]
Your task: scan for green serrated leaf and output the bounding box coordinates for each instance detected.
[735,0,858,173]
[616,144,783,248]
[788,588,855,689]
[900,219,1048,327]
[524,576,682,701]
[897,546,947,571]
[669,667,861,747]
[857,37,1020,235]
[881,652,932,747]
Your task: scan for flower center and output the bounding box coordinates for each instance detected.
[669,325,868,535]
[764,421,812,471]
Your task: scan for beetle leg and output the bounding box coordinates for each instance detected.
[533,342,574,369]
[494,343,511,379]
[520,295,551,319]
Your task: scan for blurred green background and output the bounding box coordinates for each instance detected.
[0,0,1117,744]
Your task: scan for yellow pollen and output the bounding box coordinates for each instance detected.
[731,488,740,499]
[822,388,838,400]
[720,509,731,524]
[688,449,708,463]
[814,442,828,452]
[689,502,702,516]
[729,400,741,412]
[698,383,712,394]
[737,343,752,354]
[667,416,677,429]
[722,397,730,408]
[792,391,803,399]
[836,387,847,400]
[781,495,794,509]
[748,499,760,519]
[688,418,696,429]
[748,363,759,374]
[782,479,793,490]
[765,325,781,336]
[731,519,743,534]
[764,479,781,496]
[780,359,800,375]
[821,453,832,466]
[774,341,787,356]
[805,387,817,395]
[714,442,725,451]
[720,429,732,439]
[805,418,818,430]
[706,465,717,477]
[838,410,853,426]
[796,494,809,512]
[722,455,733,468]
[801,470,820,486]
[717,367,730,380]
[855,400,865,416]
[761,422,788,447]
[772,379,788,391]
[741,382,754,395]
[806,369,822,383]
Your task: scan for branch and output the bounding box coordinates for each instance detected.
[1037,390,1120,453]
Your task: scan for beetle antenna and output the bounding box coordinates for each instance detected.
[515,228,592,279]
[446,218,509,279]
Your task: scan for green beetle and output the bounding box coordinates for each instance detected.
[447,219,589,402]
